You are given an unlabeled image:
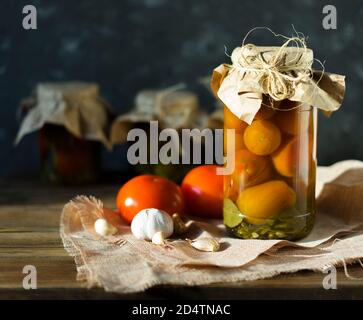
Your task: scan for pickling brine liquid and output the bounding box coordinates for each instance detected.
[223,98,317,240]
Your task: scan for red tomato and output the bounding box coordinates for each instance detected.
[116,175,184,223]
[181,165,223,219]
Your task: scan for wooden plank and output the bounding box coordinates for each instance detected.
[1,272,363,299]
[0,232,62,247]
[1,245,362,290]
[0,258,79,289]
[0,244,362,298]
[0,180,118,206]
[0,182,117,231]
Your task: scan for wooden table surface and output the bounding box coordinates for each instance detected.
[1,178,363,300]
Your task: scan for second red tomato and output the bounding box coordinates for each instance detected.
[181,165,223,219]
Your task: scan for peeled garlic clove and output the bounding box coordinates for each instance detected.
[189,238,220,252]
[172,213,188,235]
[152,231,166,245]
[94,218,117,236]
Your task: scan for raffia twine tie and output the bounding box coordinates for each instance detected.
[229,36,314,101]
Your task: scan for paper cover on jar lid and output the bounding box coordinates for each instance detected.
[15,82,112,148]
[211,38,346,124]
[110,84,213,145]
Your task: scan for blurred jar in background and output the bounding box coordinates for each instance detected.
[16,82,112,185]
[39,124,101,184]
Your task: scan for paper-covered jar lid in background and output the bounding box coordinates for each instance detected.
[109,84,222,146]
[15,82,113,148]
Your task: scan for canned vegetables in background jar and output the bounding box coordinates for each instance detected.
[39,124,101,184]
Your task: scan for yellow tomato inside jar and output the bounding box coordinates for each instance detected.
[223,99,316,240]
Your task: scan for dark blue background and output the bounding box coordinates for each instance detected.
[0,0,362,177]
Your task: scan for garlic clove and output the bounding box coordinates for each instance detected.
[151,231,166,245]
[94,218,117,236]
[189,238,220,252]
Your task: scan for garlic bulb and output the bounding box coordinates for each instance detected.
[189,238,220,252]
[131,208,174,242]
[94,218,117,236]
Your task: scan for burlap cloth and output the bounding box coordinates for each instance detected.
[60,160,363,293]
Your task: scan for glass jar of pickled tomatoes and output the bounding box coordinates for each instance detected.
[223,97,316,240]
[39,124,101,184]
